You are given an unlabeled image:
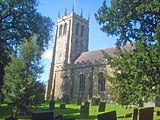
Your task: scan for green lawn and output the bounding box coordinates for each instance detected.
[1,102,160,120]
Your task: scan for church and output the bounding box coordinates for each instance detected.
[45,9,131,103]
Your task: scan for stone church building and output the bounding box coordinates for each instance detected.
[45,9,131,103]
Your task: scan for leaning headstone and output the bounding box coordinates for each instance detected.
[138,107,154,120]
[5,116,18,120]
[60,103,66,109]
[132,108,138,120]
[80,105,89,118]
[31,112,54,120]
[97,110,117,120]
[49,100,55,110]
[77,98,82,105]
[98,102,106,112]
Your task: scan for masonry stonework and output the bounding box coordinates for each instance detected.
[45,10,116,103]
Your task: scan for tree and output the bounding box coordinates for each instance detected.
[2,35,45,116]
[0,0,53,87]
[95,0,160,45]
[95,0,160,107]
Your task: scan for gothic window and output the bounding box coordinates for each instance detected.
[80,26,84,37]
[63,23,67,35]
[76,23,80,35]
[59,25,63,36]
[98,72,105,91]
[63,76,69,91]
[79,74,85,91]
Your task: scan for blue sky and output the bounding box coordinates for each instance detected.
[37,0,117,83]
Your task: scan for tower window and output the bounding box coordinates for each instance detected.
[98,72,105,91]
[59,25,63,36]
[80,26,84,37]
[79,74,85,91]
[63,76,69,91]
[76,23,80,35]
[63,23,67,35]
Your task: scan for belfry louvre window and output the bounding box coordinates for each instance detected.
[76,23,80,35]
[59,25,63,36]
[79,74,85,91]
[63,23,67,35]
[80,26,84,37]
[98,72,105,91]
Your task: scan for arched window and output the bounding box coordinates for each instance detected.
[63,76,69,91]
[80,26,84,37]
[63,23,67,35]
[59,25,63,36]
[98,72,105,91]
[75,23,80,35]
[79,74,85,91]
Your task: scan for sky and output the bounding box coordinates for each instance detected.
[37,0,117,83]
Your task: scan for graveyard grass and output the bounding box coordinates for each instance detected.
[1,102,160,120]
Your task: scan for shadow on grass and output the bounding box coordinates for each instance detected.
[64,115,97,119]
[0,105,11,118]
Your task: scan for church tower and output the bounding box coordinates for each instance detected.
[45,8,89,100]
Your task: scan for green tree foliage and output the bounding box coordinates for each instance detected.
[2,35,45,116]
[0,0,53,87]
[95,0,160,107]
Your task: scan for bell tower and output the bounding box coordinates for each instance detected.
[45,8,89,100]
[54,9,89,65]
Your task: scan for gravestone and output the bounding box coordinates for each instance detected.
[60,103,66,109]
[77,98,82,105]
[157,111,160,116]
[80,105,89,118]
[132,108,138,120]
[138,107,154,120]
[31,112,54,120]
[98,102,106,112]
[5,116,18,120]
[49,100,55,110]
[97,110,117,120]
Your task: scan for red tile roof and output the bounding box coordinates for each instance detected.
[74,44,133,63]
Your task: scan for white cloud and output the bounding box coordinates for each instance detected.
[43,49,53,59]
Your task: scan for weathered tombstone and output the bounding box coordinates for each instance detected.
[49,100,55,110]
[97,110,117,120]
[60,103,66,109]
[5,116,18,120]
[98,102,106,112]
[157,111,160,116]
[77,98,82,105]
[132,108,138,120]
[31,112,54,120]
[138,107,154,120]
[80,105,89,118]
